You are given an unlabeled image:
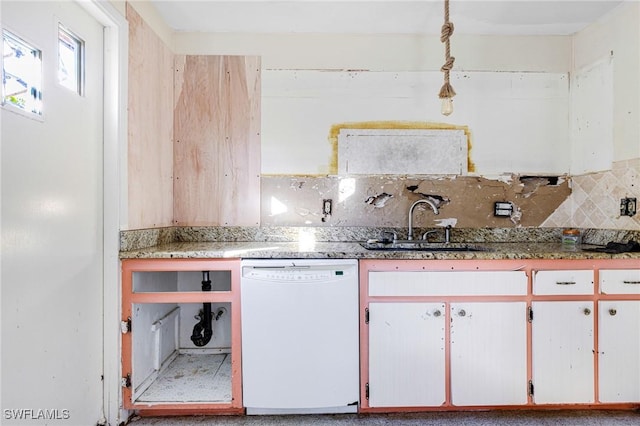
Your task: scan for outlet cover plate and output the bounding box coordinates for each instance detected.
[620,198,637,217]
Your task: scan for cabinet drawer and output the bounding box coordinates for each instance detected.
[600,269,640,294]
[533,270,593,295]
[369,271,527,296]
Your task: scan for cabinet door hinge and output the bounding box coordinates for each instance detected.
[365,308,370,324]
[527,306,534,322]
[365,382,369,400]
[121,373,131,388]
[528,380,534,397]
[120,317,132,334]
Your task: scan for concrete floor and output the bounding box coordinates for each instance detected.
[128,410,640,425]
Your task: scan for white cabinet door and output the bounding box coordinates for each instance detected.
[450,302,528,406]
[532,301,595,404]
[598,301,640,402]
[368,302,446,407]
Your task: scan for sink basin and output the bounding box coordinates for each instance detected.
[360,240,491,252]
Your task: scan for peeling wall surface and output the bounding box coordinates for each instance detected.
[261,175,570,230]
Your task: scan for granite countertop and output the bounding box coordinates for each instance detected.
[119,226,640,260]
[119,240,640,260]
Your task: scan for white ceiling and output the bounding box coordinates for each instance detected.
[151,0,627,36]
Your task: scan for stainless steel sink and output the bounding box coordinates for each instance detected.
[360,240,491,252]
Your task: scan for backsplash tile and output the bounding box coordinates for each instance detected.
[543,158,640,230]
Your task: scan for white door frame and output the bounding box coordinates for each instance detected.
[77,1,128,424]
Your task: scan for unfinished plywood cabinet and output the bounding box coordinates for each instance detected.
[173,55,261,226]
[127,4,174,229]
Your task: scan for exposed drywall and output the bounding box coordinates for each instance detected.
[328,121,475,175]
[337,128,468,175]
[261,175,570,229]
[262,70,569,176]
[127,4,174,229]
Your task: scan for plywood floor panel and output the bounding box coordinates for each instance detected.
[137,353,232,403]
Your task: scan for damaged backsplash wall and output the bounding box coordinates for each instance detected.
[261,175,570,230]
[544,159,640,230]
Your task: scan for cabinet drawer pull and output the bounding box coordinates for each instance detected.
[583,308,591,316]
[609,308,617,316]
[458,309,466,317]
[555,281,576,285]
[433,310,442,317]
[623,280,640,285]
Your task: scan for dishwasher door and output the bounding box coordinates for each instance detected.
[240,259,359,414]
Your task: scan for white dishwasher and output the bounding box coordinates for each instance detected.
[240,259,359,415]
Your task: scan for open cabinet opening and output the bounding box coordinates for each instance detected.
[122,260,242,414]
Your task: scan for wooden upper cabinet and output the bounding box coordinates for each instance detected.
[127,4,174,230]
[173,55,261,226]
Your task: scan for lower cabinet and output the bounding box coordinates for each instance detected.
[361,260,640,412]
[598,269,640,403]
[368,302,446,407]
[450,302,527,406]
[531,301,595,404]
[598,300,640,402]
[364,264,528,409]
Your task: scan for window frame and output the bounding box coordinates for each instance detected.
[1,27,44,120]
[57,22,85,96]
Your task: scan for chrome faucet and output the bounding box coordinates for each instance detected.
[407,199,439,240]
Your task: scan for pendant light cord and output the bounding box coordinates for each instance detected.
[439,0,456,99]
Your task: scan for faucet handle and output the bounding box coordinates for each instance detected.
[445,224,452,243]
[380,231,398,243]
[421,230,439,241]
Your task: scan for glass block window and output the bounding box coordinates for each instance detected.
[2,29,43,115]
[58,24,84,95]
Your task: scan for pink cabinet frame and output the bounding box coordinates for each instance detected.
[121,258,243,416]
[359,258,640,412]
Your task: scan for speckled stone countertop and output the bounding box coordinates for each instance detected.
[119,227,640,260]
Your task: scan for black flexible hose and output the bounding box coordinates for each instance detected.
[190,271,213,347]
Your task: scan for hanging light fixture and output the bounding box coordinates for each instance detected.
[439,0,456,116]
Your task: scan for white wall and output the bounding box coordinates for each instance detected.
[262,69,569,175]
[174,32,573,176]
[572,2,640,163]
[174,33,571,72]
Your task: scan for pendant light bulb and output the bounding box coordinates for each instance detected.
[441,97,453,116]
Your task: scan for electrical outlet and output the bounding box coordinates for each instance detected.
[494,201,513,217]
[321,199,332,222]
[620,198,637,217]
